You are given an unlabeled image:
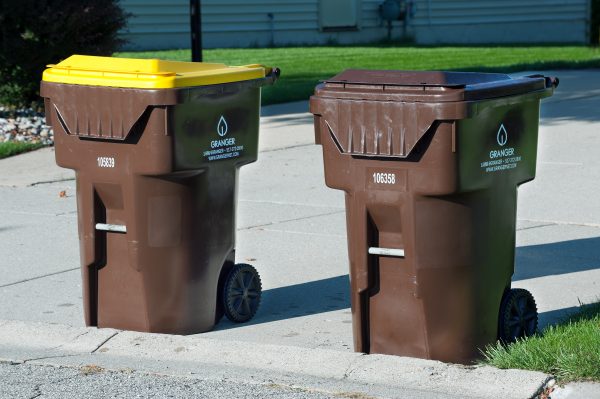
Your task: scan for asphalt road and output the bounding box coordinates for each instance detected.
[0,362,339,399]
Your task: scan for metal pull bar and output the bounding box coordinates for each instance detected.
[95,223,127,233]
[368,247,405,257]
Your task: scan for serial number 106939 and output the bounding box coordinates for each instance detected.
[97,156,115,168]
[372,172,396,185]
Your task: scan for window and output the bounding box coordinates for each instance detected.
[319,0,360,31]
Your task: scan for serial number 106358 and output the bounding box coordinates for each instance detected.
[372,172,396,184]
[97,157,115,168]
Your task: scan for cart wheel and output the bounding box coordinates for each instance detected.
[223,263,262,323]
[498,288,538,343]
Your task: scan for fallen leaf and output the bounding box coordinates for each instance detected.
[80,364,103,375]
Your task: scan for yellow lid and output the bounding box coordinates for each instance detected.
[42,55,270,89]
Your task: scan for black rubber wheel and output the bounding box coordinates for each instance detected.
[223,263,262,323]
[498,288,538,343]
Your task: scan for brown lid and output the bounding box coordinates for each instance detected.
[317,70,549,102]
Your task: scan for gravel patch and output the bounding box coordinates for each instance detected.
[0,362,338,399]
[0,107,53,146]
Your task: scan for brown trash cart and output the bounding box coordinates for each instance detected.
[41,55,279,334]
[310,70,557,363]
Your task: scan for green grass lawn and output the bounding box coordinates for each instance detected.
[0,141,43,159]
[483,301,600,383]
[117,45,600,105]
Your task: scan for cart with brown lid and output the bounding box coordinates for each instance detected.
[310,69,557,363]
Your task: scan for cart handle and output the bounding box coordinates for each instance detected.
[368,247,405,257]
[96,223,127,234]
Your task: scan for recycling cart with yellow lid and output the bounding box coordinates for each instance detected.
[41,55,279,334]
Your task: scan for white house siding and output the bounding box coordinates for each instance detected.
[121,0,190,50]
[201,0,390,48]
[409,0,590,44]
[119,0,590,50]
[120,0,389,50]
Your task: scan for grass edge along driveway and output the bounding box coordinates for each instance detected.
[483,301,600,384]
[117,45,600,105]
[3,45,599,158]
[0,141,42,159]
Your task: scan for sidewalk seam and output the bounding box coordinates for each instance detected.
[516,223,556,232]
[530,376,556,399]
[91,331,120,354]
[45,330,91,352]
[0,209,77,218]
[29,177,76,187]
[518,218,600,229]
[23,354,81,364]
[239,198,344,210]
[544,92,600,105]
[238,210,345,231]
[258,227,346,238]
[260,143,313,153]
[342,353,366,380]
[0,267,79,289]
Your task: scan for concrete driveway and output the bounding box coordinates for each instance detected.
[0,70,598,398]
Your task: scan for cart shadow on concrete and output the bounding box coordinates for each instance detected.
[514,236,600,281]
[214,236,600,330]
[538,305,583,331]
[214,274,351,330]
[540,94,600,124]
[537,69,600,124]
[461,67,600,123]
[214,278,590,336]
[260,100,308,117]
[261,113,313,126]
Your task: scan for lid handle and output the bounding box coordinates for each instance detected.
[526,74,559,89]
[264,66,281,85]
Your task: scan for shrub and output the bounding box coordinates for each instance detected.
[0,0,129,107]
